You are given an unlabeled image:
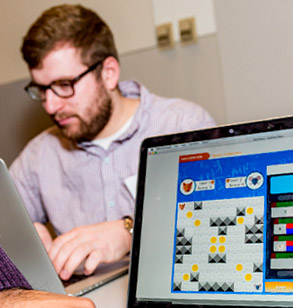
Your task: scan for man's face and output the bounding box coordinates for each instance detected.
[30,46,112,142]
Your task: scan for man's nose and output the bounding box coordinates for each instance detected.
[42,89,65,115]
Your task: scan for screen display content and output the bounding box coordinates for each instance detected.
[129,116,293,308]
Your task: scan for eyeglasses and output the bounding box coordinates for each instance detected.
[24,60,102,102]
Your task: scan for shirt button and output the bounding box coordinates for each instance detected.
[104,157,110,164]
[108,201,116,208]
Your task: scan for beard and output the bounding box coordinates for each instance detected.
[52,82,112,143]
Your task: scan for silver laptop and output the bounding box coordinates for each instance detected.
[128,115,293,308]
[0,158,128,296]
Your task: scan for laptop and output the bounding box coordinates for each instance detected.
[128,115,293,308]
[0,158,128,296]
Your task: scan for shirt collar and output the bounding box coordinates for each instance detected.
[77,80,149,148]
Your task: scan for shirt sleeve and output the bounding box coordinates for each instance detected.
[9,144,47,224]
[157,97,217,134]
[0,247,32,291]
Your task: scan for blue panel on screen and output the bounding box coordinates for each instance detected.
[270,175,293,194]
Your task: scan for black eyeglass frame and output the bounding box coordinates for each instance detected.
[24,60,102,102]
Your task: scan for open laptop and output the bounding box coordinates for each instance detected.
[0,158,128,296]
[128,115,293,308]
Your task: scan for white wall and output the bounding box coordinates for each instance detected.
[214,0,293,123]
[152,0,217,41]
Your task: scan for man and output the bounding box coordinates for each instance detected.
[10,4,215,281]
[0,246,95,307]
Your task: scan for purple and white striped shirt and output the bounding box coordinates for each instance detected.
[9,80,215,235]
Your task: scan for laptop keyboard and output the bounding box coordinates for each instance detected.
[62,273,94,287]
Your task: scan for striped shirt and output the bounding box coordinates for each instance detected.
[9,80,215,235]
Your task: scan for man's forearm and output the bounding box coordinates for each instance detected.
[0,289,95,308]
[0,289,29,308]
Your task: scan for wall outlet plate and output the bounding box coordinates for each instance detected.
[179,17,198,44]
[156,22,174,49]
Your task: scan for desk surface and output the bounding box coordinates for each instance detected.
[84,274,129,308]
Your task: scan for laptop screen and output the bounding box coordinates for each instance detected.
[128,116,293,308]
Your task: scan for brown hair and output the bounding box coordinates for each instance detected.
[21,4,119,70]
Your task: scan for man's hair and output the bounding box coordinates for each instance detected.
[21,4,119,69]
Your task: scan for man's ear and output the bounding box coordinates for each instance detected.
[101,56,120,90]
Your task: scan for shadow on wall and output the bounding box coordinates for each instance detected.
[0,79,52,166]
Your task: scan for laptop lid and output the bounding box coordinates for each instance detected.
[128,115,293,308]
[0,159,129,296]
[0,158,66,294]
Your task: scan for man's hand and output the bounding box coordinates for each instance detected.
[34,222,53,251]
[47,220,131,280]
[0,289,95,308]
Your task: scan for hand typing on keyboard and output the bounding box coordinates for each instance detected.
[34,220,132,280]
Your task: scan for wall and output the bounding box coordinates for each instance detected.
[214,0,293,123]
[151,0,216,39]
